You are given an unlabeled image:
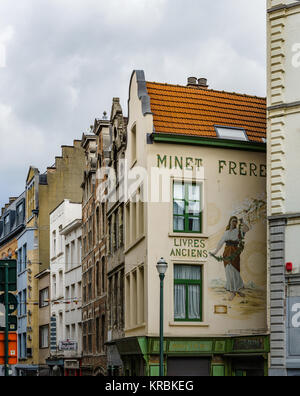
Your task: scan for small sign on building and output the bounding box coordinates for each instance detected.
[58,340,78,351]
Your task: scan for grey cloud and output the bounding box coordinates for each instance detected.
[0,0,266,208]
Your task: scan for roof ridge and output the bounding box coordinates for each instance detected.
[146,81,266,101]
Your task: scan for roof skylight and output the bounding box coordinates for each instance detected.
[215,126,248,142]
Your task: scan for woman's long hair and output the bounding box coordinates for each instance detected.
[226,216,238,231]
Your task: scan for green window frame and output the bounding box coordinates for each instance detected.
[174,265,202,322]
[173,181,202,233]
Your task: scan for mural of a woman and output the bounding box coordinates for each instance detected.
[211,216,249,301]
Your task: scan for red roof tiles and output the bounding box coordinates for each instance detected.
[146,82,266,143]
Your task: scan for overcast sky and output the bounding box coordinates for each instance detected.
[0,0,266,209]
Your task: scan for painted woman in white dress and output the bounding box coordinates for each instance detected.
[211,216,249,301]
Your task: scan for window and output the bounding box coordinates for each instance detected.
[59,225,63,254]
[23,290,27,316]
[18,333,27,359]
[71,240,75,269]
[173,181,202,233]
[101,203,105,237]
[174,265,202,321]
[17,248,22,273]
[22,244,27,270]
[88,268,93,300]
[96,207,100,242]
[52,231,57,257]
[40,325,49,348]
[18,292,22,316]
[4,215,9,235]
[215,126,248,141]
[77,281,81,308]
[101,257,105,293]
[96,262,100,296]
[131,124,137,164]
[71,284,75,308]
[88,320,93,353]
[120,269,124,328]
[114,214,118,251]
[83,322,87,352]
[16,202,24,225]
[39,288,49,308]
[108,217,112,254]
[101,315,105,352]
[59,271,63,297]
[66,244,70,271]
[78,237,82,263]
[119,207,124,247]
[66,286,70,311]
[96,317,100,352]
[83,273,87,303]
[66,324,70,340]
[52,274,57,299]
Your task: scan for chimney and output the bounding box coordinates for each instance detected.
[198,78,209,89]
[9,197,17,205]
[187,77,198,87]
[187,77,209,89]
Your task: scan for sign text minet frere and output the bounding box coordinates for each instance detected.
[157,154,266,177]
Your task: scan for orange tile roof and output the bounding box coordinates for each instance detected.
[146,82,266,143]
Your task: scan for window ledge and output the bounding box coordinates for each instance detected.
[124,235,145,254]
[169,321,209,327]
[168,233,209,239]
[125,323,146,332]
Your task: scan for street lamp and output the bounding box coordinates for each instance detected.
[156,257,168,376]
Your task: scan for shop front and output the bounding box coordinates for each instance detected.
[116,336,269,376]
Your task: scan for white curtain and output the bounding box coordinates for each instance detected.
[174,284,186,319]
[188,285,200,319]
[174,266,201,319]
[174,216,184,231]
[174,265,201,280]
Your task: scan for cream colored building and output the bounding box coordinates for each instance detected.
[114,71,268,376]
[267,0,300,376]
[18,141,85,376]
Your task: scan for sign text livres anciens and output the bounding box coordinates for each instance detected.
[170,238,208,259]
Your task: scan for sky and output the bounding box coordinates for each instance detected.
[0,0,266,209]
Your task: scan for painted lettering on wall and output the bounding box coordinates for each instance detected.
[219,160,266,177]
[292,303,300,328]
[157,154,203,170]
[170,238,208,259]
[292,43,300,68]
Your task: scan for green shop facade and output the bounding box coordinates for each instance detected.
[116,335,269,377]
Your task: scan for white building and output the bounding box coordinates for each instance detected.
[49,199,82,376]
[267,0,300,376]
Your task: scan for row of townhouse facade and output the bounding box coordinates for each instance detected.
[0,70,269,376]
[74,71,269,376]
[1,47,298,374]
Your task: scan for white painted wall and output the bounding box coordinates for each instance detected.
[50,199,82,357]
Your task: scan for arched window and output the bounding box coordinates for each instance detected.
[96,207,100,243]
[101,257,105,293]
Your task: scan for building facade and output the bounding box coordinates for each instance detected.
[0,193,26,376]
[115,70,269,376]
[18,141,85,376]
[106,98,127,376]
[81,125,108,376]
[48,199,82,376]
[267,0,300,376]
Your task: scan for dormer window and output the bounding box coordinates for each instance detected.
[4,215,10,235]
[16,202,24,225]
[215,126,248,142]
